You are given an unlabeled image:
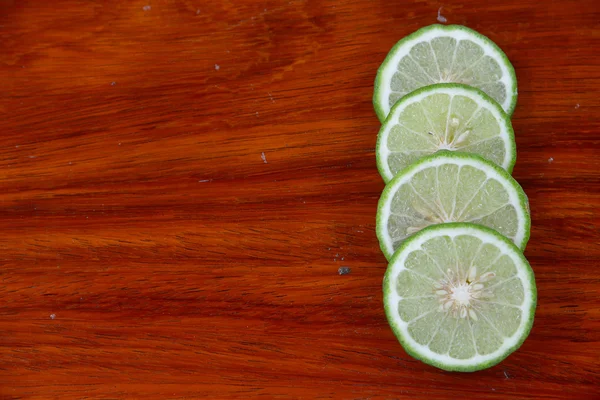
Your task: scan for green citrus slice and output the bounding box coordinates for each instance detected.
[376,151,530,260]
[374,24,517,122]
[383,223,536,372]
[376,83,516,182]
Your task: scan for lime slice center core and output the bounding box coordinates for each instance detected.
[439,67,479,87]
[431,116,472,151]
[436,266,496,320]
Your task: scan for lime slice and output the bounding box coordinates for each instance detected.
[373,24,517,122]
[376,83,516,182]
[376,151,530,260]
[383,223,536,372]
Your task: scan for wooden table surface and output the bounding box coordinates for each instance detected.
[1,1,599,398]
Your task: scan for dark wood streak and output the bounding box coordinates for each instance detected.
[0,0,599,398]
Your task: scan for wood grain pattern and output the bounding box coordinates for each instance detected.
[0,0,599,398]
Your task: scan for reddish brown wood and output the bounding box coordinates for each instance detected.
[0,0,599,398]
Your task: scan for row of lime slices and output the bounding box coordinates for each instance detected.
[372,24,536,372]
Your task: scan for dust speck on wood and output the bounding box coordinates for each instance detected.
[338,267,351,275]
[437,7,447,23]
